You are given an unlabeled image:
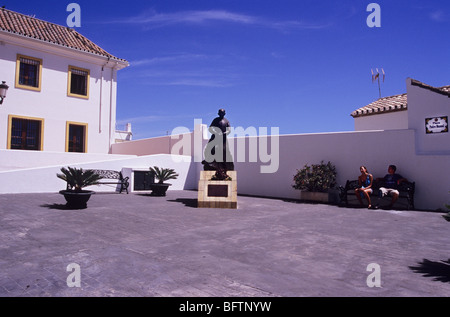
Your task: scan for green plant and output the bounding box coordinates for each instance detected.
[293,161,337,193]
[149,166,179,184]
[57,167,103,192]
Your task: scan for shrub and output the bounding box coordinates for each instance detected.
[293,161,337,193]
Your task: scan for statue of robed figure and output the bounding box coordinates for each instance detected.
[202,109,235,179]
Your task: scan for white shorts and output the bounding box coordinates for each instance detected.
[379,187,399,197]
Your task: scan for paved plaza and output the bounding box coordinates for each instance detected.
[0,190,449,297]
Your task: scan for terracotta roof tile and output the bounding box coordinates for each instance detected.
[351,81,450,118]
[0,8,127,62]
[351,93,408,118]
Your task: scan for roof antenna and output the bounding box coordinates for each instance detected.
[371,68,385,99]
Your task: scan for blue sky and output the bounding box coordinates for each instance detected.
[5,0,450,138]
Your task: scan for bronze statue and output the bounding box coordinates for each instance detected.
[202,109,234,177]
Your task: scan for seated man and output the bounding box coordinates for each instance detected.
[375,165,408,209]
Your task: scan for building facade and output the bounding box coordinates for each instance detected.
[0,8,128,155]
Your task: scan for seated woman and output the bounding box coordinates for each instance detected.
[355,166,373,209]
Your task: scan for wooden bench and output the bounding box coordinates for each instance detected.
[88,169,130,194]
[339,179,415,210]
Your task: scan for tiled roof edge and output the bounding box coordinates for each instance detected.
[351,79,450,118]
[0,7,128,64]
[351,106,407,118]
[350,93,408,118]
[0,28,128,64]
[410,79,450,98]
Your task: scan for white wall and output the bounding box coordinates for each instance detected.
[112,127,450,211]
[0,31,125,154]
[111,135,173,156]
[407,78,450,155]
[111,123,208,158]
[2,122,449,210]
[0,154,195,194]
[354,111,408,131]
[230,129,449,211]
[0,149,136,171]
[3,125,448,210]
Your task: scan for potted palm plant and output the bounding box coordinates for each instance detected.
[149,166,179,196]
[57,167,103,208]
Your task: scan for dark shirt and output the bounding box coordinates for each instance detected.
[383,173,403,189]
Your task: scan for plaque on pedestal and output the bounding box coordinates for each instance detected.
[197,171,237,209]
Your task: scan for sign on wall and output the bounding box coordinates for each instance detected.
[425,116,448,134]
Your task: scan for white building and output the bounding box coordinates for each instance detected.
[0,8,193,194]
[0,8,128,156]
[114,123,133,143]
[352,79,450,132]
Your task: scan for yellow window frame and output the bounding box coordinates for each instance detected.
[67,66,90,99]
[65,121,88,153]
[15,54,43,92]
[7,115,45,151]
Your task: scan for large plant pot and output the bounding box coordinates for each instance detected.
[59,190,94,209]
[150,183,171,196]
[300,191,329,203]
[300,189,340,205]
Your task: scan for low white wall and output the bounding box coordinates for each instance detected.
[111,135,172,156]
[111,127,450,211]
[0,154,195,194]
[3,126,449,210]
[0,149,136,171]
[229,129,449,211]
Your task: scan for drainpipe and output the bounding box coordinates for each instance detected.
[108,62,118,152]
[99,57,111,134]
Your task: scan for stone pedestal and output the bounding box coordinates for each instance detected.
[197,171,237,209]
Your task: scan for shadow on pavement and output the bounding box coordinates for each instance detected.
[40,203,87,210]
[167,198,198,208]
[409,259,450,283]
